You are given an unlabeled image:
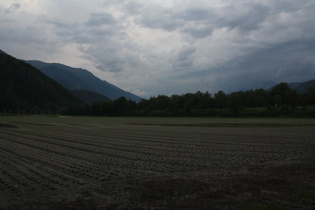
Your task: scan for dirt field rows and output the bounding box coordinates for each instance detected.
[0,116,314,209]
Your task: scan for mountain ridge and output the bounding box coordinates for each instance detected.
[288,79,315,93]
[71,89,111,104]
[0,52,82,113]
[27,60,142,102]
[0,49,7,54]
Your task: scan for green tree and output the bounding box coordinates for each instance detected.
[306,87,315,105]
[112,97,136,116]
[269,82,298,108]
[214,91,227,109]
[229,91,243,115]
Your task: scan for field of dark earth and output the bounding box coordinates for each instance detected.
[0,116,314,209]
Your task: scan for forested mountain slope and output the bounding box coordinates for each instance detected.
[0,51,82,113]
[27,60,142,102]
[291,80,315,93]
[70,89,111,104]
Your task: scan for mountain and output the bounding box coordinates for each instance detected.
[0,51,82,113]
[288,82,302,90]
[27,60,142,102]
[71,90,111,104]
[291,79,315,93]
[265,80,315,93]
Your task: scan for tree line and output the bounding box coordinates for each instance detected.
[62,82,315,117]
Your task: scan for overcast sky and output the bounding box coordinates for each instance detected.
[1,0,315,98]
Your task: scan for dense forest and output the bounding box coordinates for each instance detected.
[62,82,315,117]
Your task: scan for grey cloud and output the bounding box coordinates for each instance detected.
[255,42,315,81]
[123,1,144,15]
[86,40,141,73]
[136,6,215,34]
[45,19,73,31]
[175,8,216,38]
[219,3,270,31]
[178,2,270,38]
[169,7,216,24]
[93,48,126,72]
[95,60,124,73]
[180,8,214,21]
[172,45,196,68]
[86,12,117,27]
[134,2,270,39]
[44,14,123,45]
[39,10,132,74]
[210,40,315,92]
[5,3,21,13]
[137,10,183,31]
[181,24,214,39]
[45,19,81,43]
[271,0,313,13]
[1,0,314,98]
[88,27,119,37]
[88,1,314,95]
[165,37,315,94]
[176,46,196,62]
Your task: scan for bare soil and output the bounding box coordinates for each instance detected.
[0,117,314,209]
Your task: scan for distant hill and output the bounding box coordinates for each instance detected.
[71,89,111,104]
[27,60,142,102]
[289,80,315,93]
[287,82,302,90]
[0,52,82,113]
[266,80,315,93]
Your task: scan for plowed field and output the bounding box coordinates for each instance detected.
[0,116,314,209]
